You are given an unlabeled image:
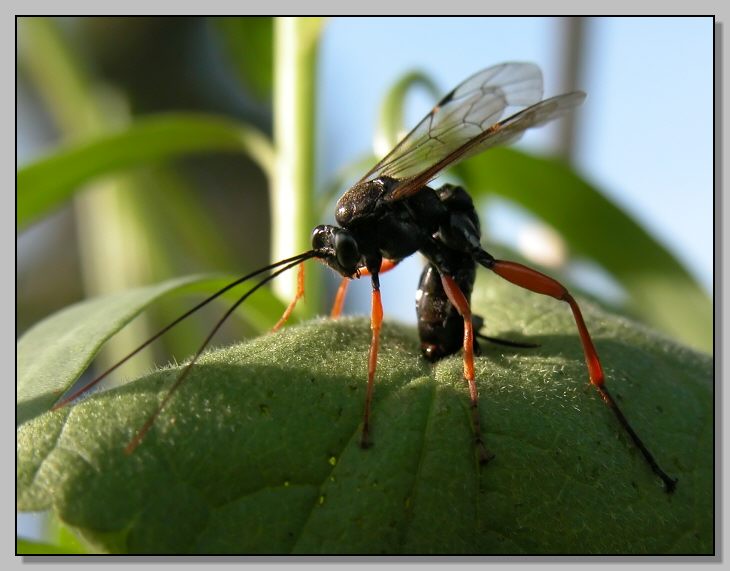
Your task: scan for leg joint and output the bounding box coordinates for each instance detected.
[474,249,495,269]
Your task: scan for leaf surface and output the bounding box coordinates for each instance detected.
[17,274,285,427]
[17,276,712,554]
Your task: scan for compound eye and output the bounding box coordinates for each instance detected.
[335,231,360,272]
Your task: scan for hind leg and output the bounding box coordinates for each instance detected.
[476,251,676,492]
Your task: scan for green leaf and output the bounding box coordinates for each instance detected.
[17,274,285,428]
[17,113,274,230]
[17,538,83,555]
[374,70,439,156]
[212,17,274,101]
[17,276,712,554]
[456,149,712,352]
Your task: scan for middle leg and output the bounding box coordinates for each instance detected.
[416,257,493,464]
[439,272,494,465]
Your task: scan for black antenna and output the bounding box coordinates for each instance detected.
[52,251,315,411]
[124,254,314,454]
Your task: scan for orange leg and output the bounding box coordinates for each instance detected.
[330,259,399,318]
[272,261,305,331]
[441,274,494,465]
[360,278,383,449]
[490,259,676,492]
[330,278,350,318]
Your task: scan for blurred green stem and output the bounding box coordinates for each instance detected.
[272,17,325,315]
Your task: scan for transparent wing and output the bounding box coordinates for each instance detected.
[384,90,586,203]
[341,62,584,206]
[351,62,543,189]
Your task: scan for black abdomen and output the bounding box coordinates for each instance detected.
[414,183,481,361]
[416,260,476,362]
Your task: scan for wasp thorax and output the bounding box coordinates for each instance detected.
[335,178,391,227]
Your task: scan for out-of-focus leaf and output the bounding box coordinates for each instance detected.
[212,17,274,101]
[17,113,274,230]
[17,277,712,553]
[455,149,712,352]
[47,514,90,554]
[17,538,83,555]
[374,70,439,158]
[17,274,286,428]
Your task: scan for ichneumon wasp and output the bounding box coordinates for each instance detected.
[52,62,677,493]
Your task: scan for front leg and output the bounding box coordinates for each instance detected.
[360,262,384,449]
[330,259,399,318]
